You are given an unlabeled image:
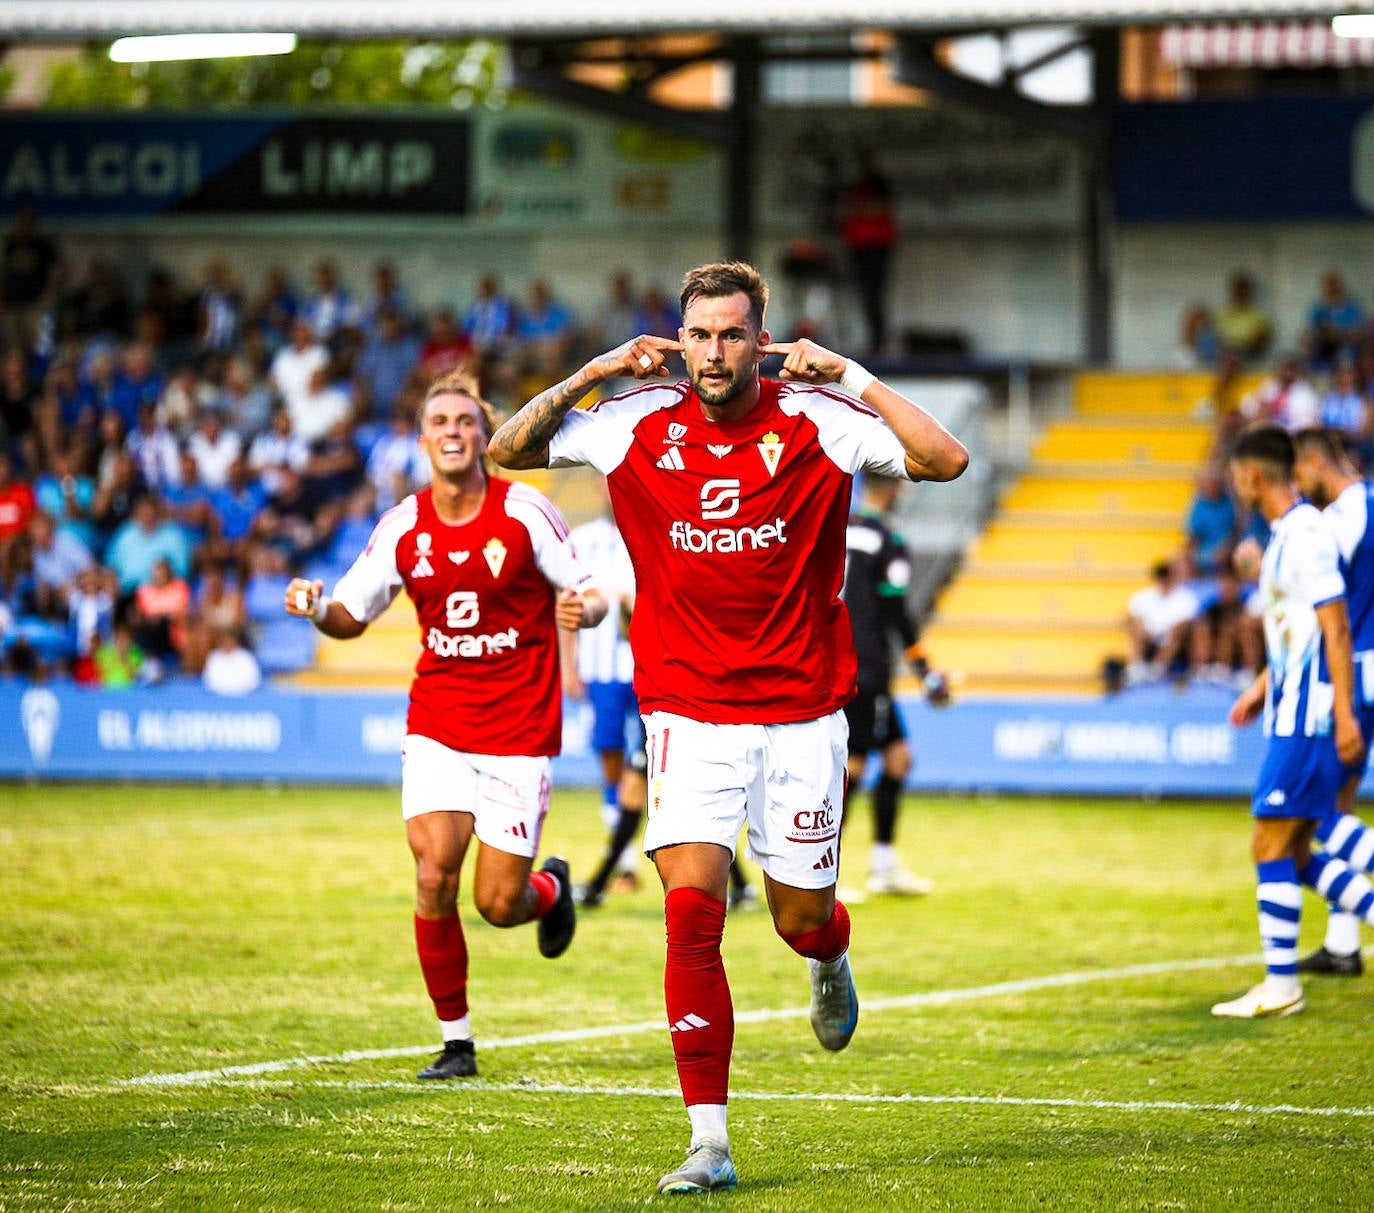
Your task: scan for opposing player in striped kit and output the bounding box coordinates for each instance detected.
[285,369,606,1077]
[489,261,968,1193]
[1214,425,1370,1018]
[1291,426,1374,975]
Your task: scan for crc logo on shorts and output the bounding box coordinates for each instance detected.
[700,478,740,521]
[446,591,480,629]
[786,795,838,844]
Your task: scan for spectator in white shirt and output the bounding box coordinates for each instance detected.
[269,317,329,419]
[286,366,353,446]
[186,407,242,489]
[363,406,430,513]
[201,625,262,696]
[1241,354,1321,432]
[247,405,310,496]
[1125,556,1201,686]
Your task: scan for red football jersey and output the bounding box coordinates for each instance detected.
[331,477,592,756]
[549,378,911,724]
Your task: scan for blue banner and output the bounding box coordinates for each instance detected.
[0,682,600,786]
[1116,96,1374,221]
[900,683,1270,796]
[0,680,1328,798]
[0,114,468,218]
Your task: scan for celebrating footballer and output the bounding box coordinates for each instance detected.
[285,369,607,1081]
[488,260,967,1195]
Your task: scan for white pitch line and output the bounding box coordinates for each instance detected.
[122,951,1265,1088]
[114,1077,1374,1121]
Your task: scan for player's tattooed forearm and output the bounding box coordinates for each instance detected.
[509,373,591,451]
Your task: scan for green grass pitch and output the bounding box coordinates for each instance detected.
[2,782,1372,1210]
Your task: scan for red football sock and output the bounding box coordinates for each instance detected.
[778,900,851,963]
[414,912,469,1021]
[529,869,559,918]
[664,887,733,1107]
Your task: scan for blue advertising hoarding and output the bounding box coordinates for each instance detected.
[1116,96,1374,221]
[0,680,1320,799]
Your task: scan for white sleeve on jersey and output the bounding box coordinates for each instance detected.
[505,483,598,593]
[330,497,415,625]
[1324,483,1369,564]
[1288,508,1347,607]
[779,385,910,478]
[548,386,682,474]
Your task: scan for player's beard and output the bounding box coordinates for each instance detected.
[692,364,753,408]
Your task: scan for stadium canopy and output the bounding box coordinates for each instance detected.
[0,0,1357,362]
[0,0,1358,40]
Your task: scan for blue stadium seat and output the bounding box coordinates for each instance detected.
[254,618,317,674]
[329,516,376,563]
[301,556,354,589]
[243,572,293,622]
[353,420,390,462]
[5,616,75,663]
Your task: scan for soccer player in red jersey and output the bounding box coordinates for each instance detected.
[284,369,606,1080]
[489,262,968,1193]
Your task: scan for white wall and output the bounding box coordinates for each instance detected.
[1115,220,1374,369]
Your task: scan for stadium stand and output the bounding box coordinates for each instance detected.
[921,371,1247,696]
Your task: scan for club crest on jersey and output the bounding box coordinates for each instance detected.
[483,537,508,578]
[411,531,435,577]
[707,443,733,459]
[757,431,784,478]
[668,422,688,442]
[448,551,470,566]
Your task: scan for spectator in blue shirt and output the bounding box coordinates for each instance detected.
[356,307,422,419]
[462,272,516,357]
[33,447,97,551]
[108,343,162,430]
[104,493,192,596]
[249,266,298,354]
[516,279,578,387]
[1318,358,1373,470]
[300,259,355,341]
[1185,466,1238,577]
[162,449,215,548]
[1303,271,1364,375]
[207,456,269,572]
[358,261,412,336]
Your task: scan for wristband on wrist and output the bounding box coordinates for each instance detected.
[840,359,876,397]
[312,595,330,623]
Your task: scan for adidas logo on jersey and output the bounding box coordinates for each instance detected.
[411,556,435,577]
[670,1012,711,1033]
[657,447,686,471]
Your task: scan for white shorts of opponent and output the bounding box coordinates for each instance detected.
[400,733,551,859]
[641,709,849,890]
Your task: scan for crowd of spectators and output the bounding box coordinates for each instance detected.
[0,207,676,691]
[1117,265,1374,693]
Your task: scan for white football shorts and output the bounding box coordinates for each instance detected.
[400,733,551,859]
[641,709,848,890]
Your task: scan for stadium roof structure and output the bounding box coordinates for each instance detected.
[0,0,1359,40]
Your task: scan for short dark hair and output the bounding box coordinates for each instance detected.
[1230,424,1294,480]
[1293,426,1350,467]
[418,368,499,438]
[680,262,769,331]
